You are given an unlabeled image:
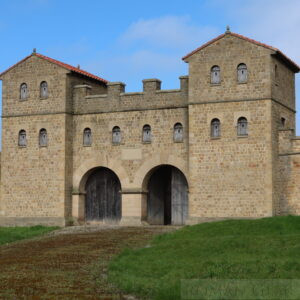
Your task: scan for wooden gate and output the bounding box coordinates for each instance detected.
[171,167,188,225]
[85,168,121,221]
[147,166,188,225]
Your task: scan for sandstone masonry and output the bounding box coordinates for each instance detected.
[0,29,299,226]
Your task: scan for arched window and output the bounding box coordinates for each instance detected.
[211,66,220,84]
[143,125,151,142]
[112,126,121,144]
[39,128,48,146]
[281,117,286,128]
[237,117,248,136]
[20,83,28,100]
[18,130,27,147]
[174,123,183,142]
[237,63,247,83]
[40,81,48,98]
[211,119,220,137]
[83,128,92,146]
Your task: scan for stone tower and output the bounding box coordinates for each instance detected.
[0,52,107,226]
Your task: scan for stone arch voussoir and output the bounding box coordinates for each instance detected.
[133,154,188,191]
[73,157,130,193]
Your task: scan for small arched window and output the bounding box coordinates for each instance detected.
[211,119,220,137]
[237,117,248,136]
[20,83,28,100]
[112,126,121,144]
[18,130,27,147]
[39,129,48,147]
[143,125,151,142]
[174,123,183,142]
[83,128,92,146]
[237,63,247,83]
[280,117,286,128]
[40,81,48,98]
[211,66,220,84]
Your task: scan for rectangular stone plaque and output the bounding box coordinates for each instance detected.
[121,148,142,160]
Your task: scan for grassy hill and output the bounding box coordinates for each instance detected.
[0,225,58,245]
[108,216,300,299]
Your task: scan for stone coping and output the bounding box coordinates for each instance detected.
[85,94,108,99]
[156,89,181,94]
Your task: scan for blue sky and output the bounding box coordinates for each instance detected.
[0,0,299,135]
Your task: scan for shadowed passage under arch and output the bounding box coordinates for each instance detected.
[147,165,188,225]
[85,167,121,222]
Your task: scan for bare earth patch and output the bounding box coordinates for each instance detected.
[0,226,177,299]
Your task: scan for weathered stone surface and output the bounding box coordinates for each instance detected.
[0,32,299,226]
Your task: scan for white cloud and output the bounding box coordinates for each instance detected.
[83,16,219,90]
[120,16,219,50]
[85,50,187,85]
[211,0,300,133]
[218,0,300,62]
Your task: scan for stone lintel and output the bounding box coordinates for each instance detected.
[73,84,92,89]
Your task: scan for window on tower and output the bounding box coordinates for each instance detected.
[211,66,221,84]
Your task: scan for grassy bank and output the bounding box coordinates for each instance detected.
[0,225,59,245]
[108,216,300,299]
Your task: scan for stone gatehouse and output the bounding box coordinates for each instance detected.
[0,29,299,227]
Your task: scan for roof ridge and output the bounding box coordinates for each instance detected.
[230,32,278,51]
[35,53,108,83]
[182,31,299,72]
[0,54,32,78]
[0,53,108,84]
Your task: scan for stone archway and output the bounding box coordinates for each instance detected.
[146,165,188,225]
[85,167,121,222]
[72,158,128,224]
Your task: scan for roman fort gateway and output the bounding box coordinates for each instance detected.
[0,28,300,226]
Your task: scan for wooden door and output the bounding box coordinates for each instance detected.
[147,167,166,225]
[147,166,187,225]
[171,168,188,225]
[85,168,121,221]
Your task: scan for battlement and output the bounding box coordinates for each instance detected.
[73,76,188,114]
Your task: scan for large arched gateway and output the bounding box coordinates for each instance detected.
[85,167,121,222]
[147,165,188,225]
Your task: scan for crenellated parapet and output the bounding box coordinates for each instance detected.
[72,76,189,114]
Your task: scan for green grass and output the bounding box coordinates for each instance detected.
[0,225,59,245]
[108,216,300,299]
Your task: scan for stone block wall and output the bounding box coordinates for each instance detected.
[0,31,299,226]
[271,56,296,109]
[0,56,72,226]
[72,77,188,115]
[0,114,67,226]
[1,55,69,116]
[185,34,273,104]
[187,100,274,221]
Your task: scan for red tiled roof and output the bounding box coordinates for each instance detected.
[0,53,108,83]
[182,32,300,72]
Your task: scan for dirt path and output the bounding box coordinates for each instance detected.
[0,226,177,299]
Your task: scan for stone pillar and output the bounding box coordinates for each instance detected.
[72,192,85,225]
[142,79,161,93]
[179,75,189,95]
[73,84,92,100]
[120,189,145,226]
[107,82,125,99]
